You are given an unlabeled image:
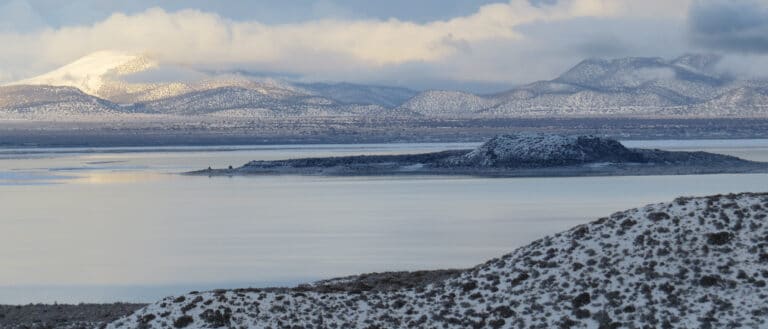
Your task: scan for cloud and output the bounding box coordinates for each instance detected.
[0,0,624,82]
[689,0,768,53]
[0,0,733,90]
[713,54,768,79]
[11,0,513,28]
[56,1,613,64]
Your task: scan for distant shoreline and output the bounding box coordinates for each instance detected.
[3,117,768,148]
[192,163,768,178]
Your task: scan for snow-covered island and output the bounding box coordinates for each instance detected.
[189,133,768,177]
[108,192,768,328]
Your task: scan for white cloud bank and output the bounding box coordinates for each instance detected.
[0,0,698,88]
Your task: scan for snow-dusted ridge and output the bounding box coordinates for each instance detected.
[5,52,768,120]
[108,192,768,328]
[400,54,768,118]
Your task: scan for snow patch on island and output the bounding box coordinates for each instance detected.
[453,133,642,167]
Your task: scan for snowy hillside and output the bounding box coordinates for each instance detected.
[403,54,768,118]
[398,90,494,117]
[297,82,418,108]
[691,85,768,117]
[3,51,417,119]
[108,192,768,328]
[140,86,332,115]
[8,51,313,105]
[106,76,312,104]
[0,85,136,120]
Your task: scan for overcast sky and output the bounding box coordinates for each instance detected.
[1,0,768,92]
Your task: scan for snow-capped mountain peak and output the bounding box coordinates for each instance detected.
[13,50,157,96]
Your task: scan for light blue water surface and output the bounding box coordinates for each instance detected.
[1,140,767,304]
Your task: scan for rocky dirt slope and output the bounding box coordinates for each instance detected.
[0,303,144,329]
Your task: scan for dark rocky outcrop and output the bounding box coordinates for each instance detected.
[190,133,768,177]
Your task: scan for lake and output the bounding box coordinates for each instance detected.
[1,139,768,304]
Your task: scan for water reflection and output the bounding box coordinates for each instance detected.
[69,172,172,184]
[0,171,74,185]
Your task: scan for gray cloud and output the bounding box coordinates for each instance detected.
[689,0,768,53]
[529,0,558,7]
[0,0,46,31]
[573,36,631,58]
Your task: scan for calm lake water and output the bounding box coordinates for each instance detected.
[1,140,768,304]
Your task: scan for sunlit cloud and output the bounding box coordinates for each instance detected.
[0,1,617,79]
[6,0,759,90]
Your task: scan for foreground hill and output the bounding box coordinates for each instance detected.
[193,133,768,176]
[108,192,768,328]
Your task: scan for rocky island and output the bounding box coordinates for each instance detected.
[190,133,768,177]
[107,192,768,328]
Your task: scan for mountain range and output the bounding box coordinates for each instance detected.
[2,51,768,121]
